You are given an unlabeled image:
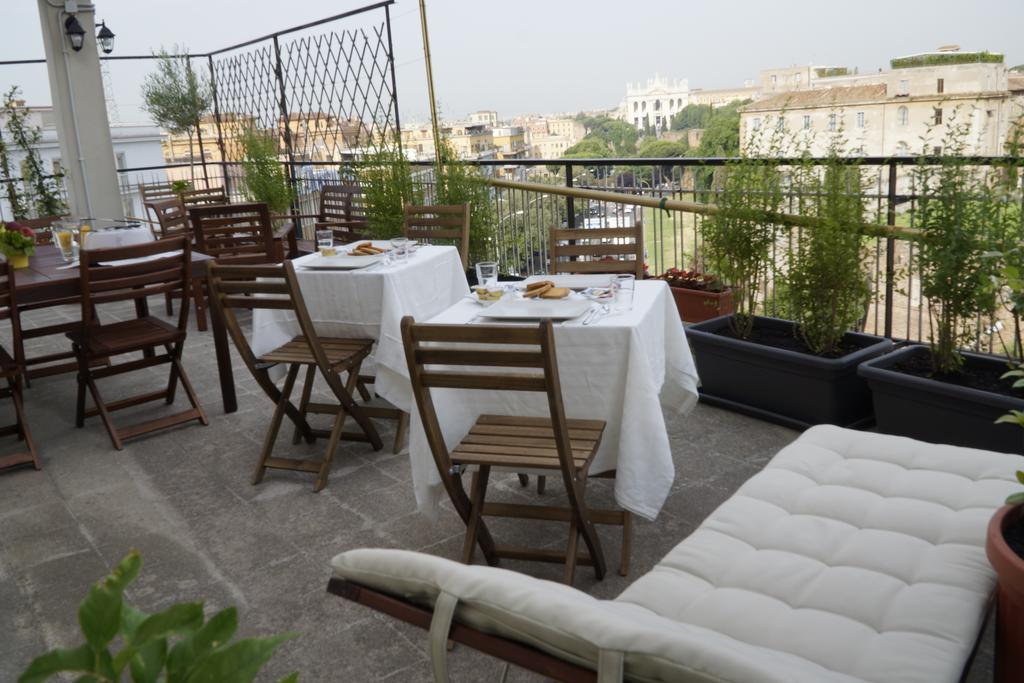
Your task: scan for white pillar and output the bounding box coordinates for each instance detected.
[36,0,123,221]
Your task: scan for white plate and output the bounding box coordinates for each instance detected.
[477,298,591,320]
[523,274,616,290]
[303,253,383,270]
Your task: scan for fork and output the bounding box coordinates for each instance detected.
[583,304,610,326]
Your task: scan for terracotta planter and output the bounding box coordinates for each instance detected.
[986,503,1024,683]
[668,286,734,323]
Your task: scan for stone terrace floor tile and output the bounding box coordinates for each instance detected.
[0,299,995,681]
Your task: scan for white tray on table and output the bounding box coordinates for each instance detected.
[302,253,384,270]
[477,298,591,320]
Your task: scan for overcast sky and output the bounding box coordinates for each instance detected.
[2,0,1022,125]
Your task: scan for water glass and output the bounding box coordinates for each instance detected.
[390,237,409,262]
[315,229,335,256]
[475,261,499,288]
[53,222,78,262]
[611,274,635,312]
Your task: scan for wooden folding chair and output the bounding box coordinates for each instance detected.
[403,204,471,269]
[180,186,228,208]
[548,221,644,277]
[207,260,384,491]
[145,197,190,240]
[401,316,631,585]
[189,201,280,332]
[0,260,39,472]
[68,236,208,450]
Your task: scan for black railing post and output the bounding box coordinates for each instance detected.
[884,159,898,339]
[272,34,301,255]
[564,162,574,228]
[206,54,231,199]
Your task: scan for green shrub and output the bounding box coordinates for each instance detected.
[913,113,999,374]
[890,51,1003,69]
[18,551,297,683]
[355,141,422,240]
[784,147,870,355]
[702,160,783,338]
[434,138,496,264]
[239,128,294,215]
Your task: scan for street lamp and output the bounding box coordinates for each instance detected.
[64,14,85,52]
[96,21,115,54]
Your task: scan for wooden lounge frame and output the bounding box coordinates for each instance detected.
[549,222,645,278]
[327,576,599,682]
[207,260,383,491]
[401,316,632,584]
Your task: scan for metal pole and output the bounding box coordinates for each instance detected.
[272,34,301,254]
[206,54,231,198]
[884,159,898,338]
[384,3,402,148]
[418,0,443,170]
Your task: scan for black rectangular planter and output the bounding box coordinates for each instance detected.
[858,344,1024,454]
[687,315,893,429]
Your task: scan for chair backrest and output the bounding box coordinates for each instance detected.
[78,236,191,332]
[400,316,576,480]
[181,187,228,207]
[206,260,359,407]
[403,204,471,269]
[0,259,25,368]
[549,222,644,277]
[140,182,184,204]
[145,198,190,239]
[317,184,368,243]
[189,202,278,265]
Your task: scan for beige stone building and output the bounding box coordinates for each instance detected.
[741,51,1024,157]
[491,126,527,160]
[513,116,586,159]
[400,122,496,161]
[688,85,759,107]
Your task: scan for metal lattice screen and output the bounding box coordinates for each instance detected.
[209,4,399,182]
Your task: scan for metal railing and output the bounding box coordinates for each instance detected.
[113,154,1023,351]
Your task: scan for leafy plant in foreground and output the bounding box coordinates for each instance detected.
[356,138,422,240]
[19,550,297,683]
[239,128,294,215]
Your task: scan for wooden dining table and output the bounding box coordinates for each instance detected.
[12,244,238,413]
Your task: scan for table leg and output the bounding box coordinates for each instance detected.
[209,288,237,413]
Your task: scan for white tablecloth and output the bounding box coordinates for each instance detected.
[375,280,700,521]
[250,245,469,376]
[83,225,156,250]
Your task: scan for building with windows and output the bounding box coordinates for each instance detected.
[0,101,164,221]
[491,126,526,160]
[468,110,499,127]
[740,49,1024,157]
[620,74,689,132]
[401,121,497,161]
[688,85,759,107]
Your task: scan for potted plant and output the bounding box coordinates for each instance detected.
[0,221,36,269]
[18,550,298,682]
[859,117,1022,452]
[688,135,892,429]
[653,267,733,322]
[987,480,1024,683]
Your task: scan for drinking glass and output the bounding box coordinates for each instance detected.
[611,274,635,312]
[475,261,498,288]
[53,222,78,262]
[390,237,409,262]
[315,229,335,256]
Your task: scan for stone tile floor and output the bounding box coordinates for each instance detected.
[0,300,995,681]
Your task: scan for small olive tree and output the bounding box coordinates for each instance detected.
[239,128,293,215]
[141,48,211,184]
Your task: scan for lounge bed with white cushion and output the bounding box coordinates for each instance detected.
[328,425,1024,682]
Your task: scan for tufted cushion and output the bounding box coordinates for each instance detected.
[332,425,1024,682]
